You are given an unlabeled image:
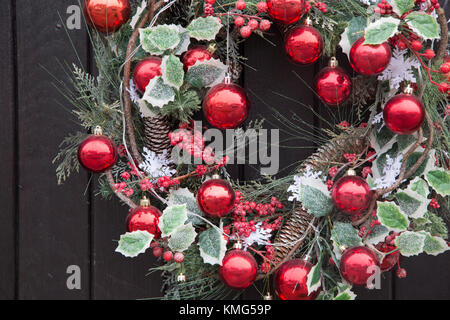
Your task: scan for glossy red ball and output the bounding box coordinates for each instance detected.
[132,57,162,93]
[182,46,213,71]
[332,175,371,215]
[350,37,392,76]
[203,83,250,129]
[219,249,258,290]
[383,94,425,135]
[340,246,379,286]
[126,205,162,239]
[83,0,131,34]
[284,25,323,65]
[375,242,400,272]
[274,259,320,300]
[314,66,352,106]
[77,134,117,173]
[197,179,236,218]
[266,0,306,25]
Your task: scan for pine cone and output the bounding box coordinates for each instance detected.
[271,129,368,268]
[143,115,172,155]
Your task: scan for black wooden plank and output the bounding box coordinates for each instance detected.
[15,0,90,299]
[0,0,16,300]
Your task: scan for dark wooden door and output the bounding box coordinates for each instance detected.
[0,0,448,300]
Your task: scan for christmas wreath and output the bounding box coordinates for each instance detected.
[54,0,450,300]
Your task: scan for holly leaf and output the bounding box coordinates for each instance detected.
[420,231,449,256]
[406,12,440,40]
[394,189,430,219]
[148,24,181,51]
[167,188,205,226]
[161,54,184,90]
[142,76,175,108]
[331,222,363,248]
[159,204,188,237]
[168,223,196,252]
[339,16,367,57]
[364,17,400,45]
[408,177,430,198]
[389,0,415,15]
[333,286,357,300]
[115,231,154,258]
[198,224,227,265]
[139,28,165,55]
[306,260,322,296]
[299,177,333,217]
[365,224,390,246]
[425,169,450,197]
[187,16,222,41]
[394,231,426,257]
[185,58,227,88]
[377,201,409,231]
[175,27,191,55]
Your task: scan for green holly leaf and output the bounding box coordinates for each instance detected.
[405,151,430,179]
[167,188,205,226]
[185,58,227,88]
[333,287,357,300]
[395,190,430,219]
[425,169,450,197]
[339,16,367,57]
[394,231,426,257]
[364,17,400,45]
[187,16,222,41]
[365,224,390,245]
[420,231,449,256]
[406,12,440,40]
[142,76,175,108]
[198,224,227,265]
[159,204,188,237]
[168,223,196,252]
[390,0,415,15]
[175,27,190,55]
[377,201,409,231]
[409,177,430,198]
[139,28,165,55]
[370,122,396,154]
[161,54,184,90]
[115,230,154,258]
[299,177,333,217]
[147,24,181,52]
[331,222,363,248]
[306,260,322,296]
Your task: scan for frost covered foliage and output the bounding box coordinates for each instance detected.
[374,154,403,190]
[378,49,420,90]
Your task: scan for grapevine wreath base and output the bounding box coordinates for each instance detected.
[55,0,450,300]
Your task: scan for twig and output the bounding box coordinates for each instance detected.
[433,8,449,63]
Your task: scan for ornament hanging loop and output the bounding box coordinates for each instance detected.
[404,83,414,95]
[140,195,151,207]
[329,57,339,68]
[94,126,104,136]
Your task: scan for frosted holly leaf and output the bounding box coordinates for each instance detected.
[369,122,395,154]
[167,188,205,226]
[394,231,426,257]
[139,28,164,55]
[377,201,409,231]
[331,222,362,248]
[406,12,440,40]
[159,204,188,237]
[365,224,390,246]
[306,260,322,295]
[425,169,450,197]
[299,177,333,217]
[390,0,415,15]
[408,177,430,198]
[420,231,449,256]
[175,27,190,55]
[333,286,357,300]
[397,134,418,152]
[148,24,181,52]
[364,17,400,45]
[130,0,147,30]
[404,151,430,179]
[161,54,184,90]
[115,231,154,258]
[142,76,175,108]
[187,16,222,41]
[339,16,367,58]
[185,58,227,88]
[198,223,227,265]
[394,190,429,219]
[168,223,196,252]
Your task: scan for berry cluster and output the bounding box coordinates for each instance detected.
[169,125,215,164]
[429,198,440,209]
[231,1,271,38]
[313,1,327,13]
[375,0,393,15]
[156,176,180,191]
[152,242,185,263]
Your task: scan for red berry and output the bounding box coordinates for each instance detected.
[205,0,215,3]
[440,63,450,74]
[174,252,185,263]
[235,0,246,10]
[153,247,163,258]
[248,19,259,31]
[163,251,173,262]
[397,40,407,50]
[259,19,271,31]
[424,49,436,59]
[396,267,407,279]
[234,16,245,27]
[240,26,252,38]
[438,82,449,93]
[411,40,423,51]
[257,1,267,12]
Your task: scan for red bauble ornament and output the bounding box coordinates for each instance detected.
[219,248,258,290]
[284,24,324,65]
[77,126,117,173]
[340,246,379,286]
[182,46,213,71]
[274,259,320,300]
[126,197,162,239]
[83,0,131,34]
[375,242,400,272]
[332,173,371,215]
[266,0,307,25]
[383,90,425,135]
[132,57,162,93]
[203,80,250,129]
[197,177,236,218]
[314,58,352,106]
[350,37,392,76]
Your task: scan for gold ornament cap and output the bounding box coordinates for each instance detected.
[177,273,186,283]
[207,42,217,54]
[329,57,339,68]
[93,126,104,135]
[403,84,414,95]
[212,173,221,180]
[140,196,151,207]
[233,241,243,250]
[304,16,312,26]
[346,169,357,176]
[263,293,273,300]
